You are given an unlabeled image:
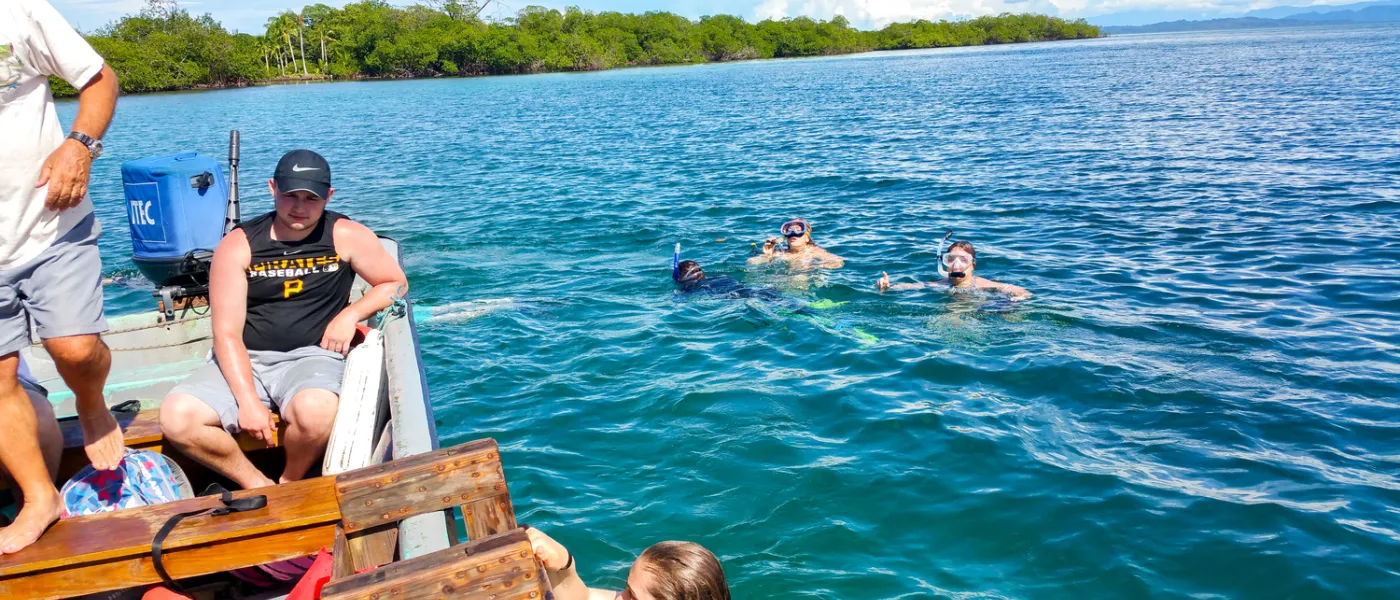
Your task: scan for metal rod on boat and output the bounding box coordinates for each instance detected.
[224,130,241,234]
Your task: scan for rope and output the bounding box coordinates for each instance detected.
[374,285,409,331]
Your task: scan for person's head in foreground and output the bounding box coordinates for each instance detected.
[675,260,705,287]
[780,218,813,250]
[268,149,334,233]
[525,526,731,600]
[943,240,976,285]
[623,541,731,600]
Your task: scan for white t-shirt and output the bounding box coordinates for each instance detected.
[0,0,104,269]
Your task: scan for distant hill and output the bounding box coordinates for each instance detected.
[1101,1,1400,33]
[1244,0,1399,19]
[1103,17,1297,33]
[1286,4,1400,20]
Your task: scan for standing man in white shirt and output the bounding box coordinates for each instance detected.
[0,0,120,554]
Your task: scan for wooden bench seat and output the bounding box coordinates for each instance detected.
[0,408,287,492]
[39,408,286,489]
[0,438,516,600]
[0,477,340,599]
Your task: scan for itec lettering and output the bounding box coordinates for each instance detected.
[129,200,156,226]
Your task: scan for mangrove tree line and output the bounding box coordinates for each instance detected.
[56,0,1101,95]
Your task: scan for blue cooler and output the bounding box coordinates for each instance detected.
[120,152,229,287]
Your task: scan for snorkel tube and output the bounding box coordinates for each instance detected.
[936,230,955,278]
[672,242,681,282]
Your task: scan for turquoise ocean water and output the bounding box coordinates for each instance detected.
[66,25,1399,599]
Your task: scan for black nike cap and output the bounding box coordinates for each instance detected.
[273,149,331,199]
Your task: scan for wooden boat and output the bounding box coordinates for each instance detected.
[0,239,530,599]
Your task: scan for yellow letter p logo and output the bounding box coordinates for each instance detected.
[283,279,304,298]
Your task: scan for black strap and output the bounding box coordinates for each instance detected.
[151,489,267,593]
[110,399,142,413]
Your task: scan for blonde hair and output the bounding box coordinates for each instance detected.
[637,541,731,600]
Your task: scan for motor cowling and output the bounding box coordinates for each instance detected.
[120,152,229,288]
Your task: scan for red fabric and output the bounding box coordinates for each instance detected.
[351,324,372,347]
[142,588,192,600]
[287,548,335,600]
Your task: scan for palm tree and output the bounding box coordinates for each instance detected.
[318,28,339,72]
[268,13,302,76]
[265,16,291,75]
[284,21,300,75]
[296,11,310,76]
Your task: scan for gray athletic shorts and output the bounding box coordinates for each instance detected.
[0,214,107,356]
[169,346,345,434]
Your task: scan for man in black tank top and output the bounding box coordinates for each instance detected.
[159,150,408,489]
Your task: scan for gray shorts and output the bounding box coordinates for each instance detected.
[0,214,107,356]
[170,346,345,434]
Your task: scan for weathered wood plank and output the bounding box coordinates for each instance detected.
[334,438,508,534]
[462,495,517,541]
[333,525,356,580]
[0,477,338,578]
[347,522,400,573]
[320,528,549,600]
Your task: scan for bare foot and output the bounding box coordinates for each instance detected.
[79,408,124,471]
[0,486,61,554]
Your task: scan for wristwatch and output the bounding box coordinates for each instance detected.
[66,131,103,160]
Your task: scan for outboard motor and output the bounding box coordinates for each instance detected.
[120,132,241,320]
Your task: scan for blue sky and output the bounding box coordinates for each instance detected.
[50,0,1356,32]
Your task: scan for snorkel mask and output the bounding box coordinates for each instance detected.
[936,230,971,279]
[781,219,809,238]
[672,242,681,282]
[943,252,973,278]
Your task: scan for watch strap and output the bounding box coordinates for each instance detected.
[66,131,101,158]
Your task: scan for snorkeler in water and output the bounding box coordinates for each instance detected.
[877,232,1031,301]
[675,259,785,302]
[747,218,845,269]
[671,242,791,303]
[674,244,876,342]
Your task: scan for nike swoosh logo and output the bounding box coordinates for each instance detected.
[291,165,319,172]
[282,249,304,255]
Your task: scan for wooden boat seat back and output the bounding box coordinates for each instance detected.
[321,528,548,600]
[334,438,515,538]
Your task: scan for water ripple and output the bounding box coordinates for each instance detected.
[69,24,1400,600]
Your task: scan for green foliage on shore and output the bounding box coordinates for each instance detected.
[58,0,1100,95]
